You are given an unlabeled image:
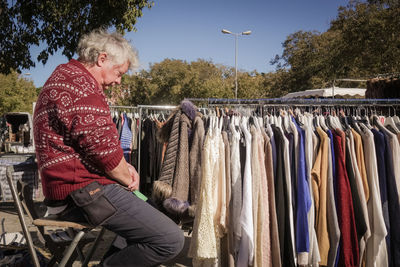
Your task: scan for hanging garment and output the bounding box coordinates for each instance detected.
[220,130,234,267]
[272,124,296,267]
[282,125,297,267]
[237,117,254,267]
[250,125,263,267]
[189,116,205,211]
[265,124,277,183]
[130,117,139,169]
[351,129,370,202]
[287,132,297,225]
[171,112,192,201]
[326,131,341,267]
[153,100,197,217]
[344,133,365,267]
[312,127,330,266]
[372,128,392,265]
[326,129,341,267]
[300,116,321,266]
[153,109,182,206]
[292,117,312,264]
[381,130,400,266]
[139,118,156,195]
[262,130,281,267]
[257,128,272,267]
[229,116,243,254]
[359,124,388,267]
[120,113,132,163]
[376,118,400,205]
[188,127,221,265]
[348,130,371,267]
[332,129,359,267]
[215,122,227,238]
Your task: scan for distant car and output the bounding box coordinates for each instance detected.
[0,112,34,154]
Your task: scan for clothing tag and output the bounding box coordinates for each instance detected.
[133,190,148,201]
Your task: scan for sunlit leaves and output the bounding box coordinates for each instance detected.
[0,0,153,74]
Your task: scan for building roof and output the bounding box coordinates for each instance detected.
[282,87,366,99]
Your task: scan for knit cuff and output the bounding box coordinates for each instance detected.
[102,148,124,172]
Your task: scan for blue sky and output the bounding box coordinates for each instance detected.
[25,0,349,87]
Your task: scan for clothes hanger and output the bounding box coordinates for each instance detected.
[348,107,362,133]
[330,107,342,131]
[325,107,335,130]
[363,107,372,129]
[392,106,400,124]
[383,106,400,133]
[318,107,328,131]
[339,108,350,130]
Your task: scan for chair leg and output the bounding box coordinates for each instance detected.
[82,227,106,267]
[6,166,40,267]
[66,227,85,261]
[58,230,86,267]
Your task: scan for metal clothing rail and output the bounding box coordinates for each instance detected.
[185,97,400,105]
[110,105,139,109]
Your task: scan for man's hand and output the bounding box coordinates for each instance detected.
[127,164,140,191]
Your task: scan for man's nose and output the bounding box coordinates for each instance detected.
[115,77,122,85]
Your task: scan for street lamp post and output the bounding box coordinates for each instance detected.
[222,29,251,99]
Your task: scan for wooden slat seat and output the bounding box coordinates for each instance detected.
[33,218,92,230]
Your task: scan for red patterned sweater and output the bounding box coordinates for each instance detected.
[34,59,123,200]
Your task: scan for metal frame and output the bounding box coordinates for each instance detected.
[6,165,40,267]
[6,163,105,267]
[184,97,400,106]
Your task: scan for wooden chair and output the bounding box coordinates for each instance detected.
[7,163,106,267]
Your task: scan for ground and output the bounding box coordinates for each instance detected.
[0,202,192,267]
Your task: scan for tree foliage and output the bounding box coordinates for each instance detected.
[0,71,38,114]
[110,59,282,105]
[0,0,153,74]
[271,0,400,93]
[2,0,399,103]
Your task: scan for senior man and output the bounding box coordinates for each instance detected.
[33,29,184,266]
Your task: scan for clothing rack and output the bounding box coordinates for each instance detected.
[137,105,177,177]
[110,99,399,193]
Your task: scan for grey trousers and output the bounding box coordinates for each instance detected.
[99,184,184,266]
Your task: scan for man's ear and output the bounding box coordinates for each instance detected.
[97,52,107,67]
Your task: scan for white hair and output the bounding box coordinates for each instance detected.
[77,29,139,71]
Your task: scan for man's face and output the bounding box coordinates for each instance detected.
[100,58,129,88]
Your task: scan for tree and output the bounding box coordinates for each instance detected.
[117,59,239,105]
[0,71,38,114]
[271,0,400,93]
[0,0,153,74]
[330,0,400,75]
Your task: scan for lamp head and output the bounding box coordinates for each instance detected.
[222,29,232,34]
[242,30,252,35]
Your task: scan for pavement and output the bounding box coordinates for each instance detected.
[0,202,193,267]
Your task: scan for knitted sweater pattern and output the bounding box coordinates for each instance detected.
[34,59,123,200]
